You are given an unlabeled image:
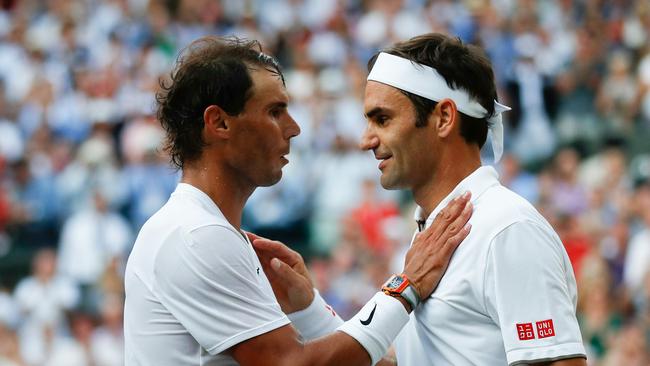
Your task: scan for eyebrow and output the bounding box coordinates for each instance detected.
[365,107,386,119]
[268,101,288,110]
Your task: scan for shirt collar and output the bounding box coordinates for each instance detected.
[172,183,251,244]
[173,183,225,219]
[414,166,501,229]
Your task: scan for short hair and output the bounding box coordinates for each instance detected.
[156,36,284,169]
[368,33,497,148]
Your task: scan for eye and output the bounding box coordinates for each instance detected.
[376,115,389,126]
[270,107,285,119]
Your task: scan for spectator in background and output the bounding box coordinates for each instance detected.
[596,51,639,136]
[5,158,60,248]
[0,159,11,240]
[55,134,126,216]
[578,278,622,360]
[639,46,650,124]
[601,323,649,366]
[550,147,589,216]
[57,191,131,312]
[12,248,78,365]
[498,153,540,204]
[120,114,178,230]
[624,181,650,297]
[90,295,123,366]
[348,179,400,256]
[506,31,558,165]
[45,312,96,366]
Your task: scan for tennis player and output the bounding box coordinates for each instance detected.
[255,33,588,365]
[123,36,473,366]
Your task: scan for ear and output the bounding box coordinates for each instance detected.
[203,105,230,141]
[434,98,458,138]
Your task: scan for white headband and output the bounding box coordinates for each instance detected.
[367,52,511,163]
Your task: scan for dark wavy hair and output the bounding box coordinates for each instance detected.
[368,33,497,148]
[156,36,284,169]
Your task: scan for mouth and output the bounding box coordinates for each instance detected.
[377,156,392,170]
[281,152,290,164]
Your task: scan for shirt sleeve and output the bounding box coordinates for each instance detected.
[153,225,290,355]
[484,221,586,365]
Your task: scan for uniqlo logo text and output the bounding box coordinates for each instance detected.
[536,319,555,338]
[516,323,535,340]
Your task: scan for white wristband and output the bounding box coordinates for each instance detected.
[336,292,410,365]
[288,289,344,340]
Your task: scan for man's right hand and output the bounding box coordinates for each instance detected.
[402,191,473,302]
[248,232,315,313]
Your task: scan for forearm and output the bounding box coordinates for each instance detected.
[232,293,409,366]
[266,330,401,366]
[294,331,373,366]
[231,325,371,366]
[533,357,587,366]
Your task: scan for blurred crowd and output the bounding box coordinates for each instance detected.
[0,0,649,365]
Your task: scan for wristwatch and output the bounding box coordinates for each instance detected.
[381,274,421,311]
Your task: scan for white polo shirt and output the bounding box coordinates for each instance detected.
[394,166,586,365]
[124,183,289,366]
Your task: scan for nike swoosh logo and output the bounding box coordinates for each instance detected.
[360,303,377,325]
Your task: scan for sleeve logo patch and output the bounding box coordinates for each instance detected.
[517,319,556,340]
[516,323,535,340]
[536,319,555,339]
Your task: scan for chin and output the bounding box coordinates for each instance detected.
[379,176,401,190]
[259,171,283,187]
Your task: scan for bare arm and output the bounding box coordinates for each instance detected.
[533,357,587,366]
[230,325,373,366]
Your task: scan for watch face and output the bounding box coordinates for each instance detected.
[387,276,405,289]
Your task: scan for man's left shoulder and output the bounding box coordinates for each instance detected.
[477,185,545,231]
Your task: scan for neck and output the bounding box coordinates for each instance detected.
[181,161,255,230]
[413,143,481,217]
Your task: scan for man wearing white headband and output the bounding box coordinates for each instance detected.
[256,33,587,365]
[361,33,586,366]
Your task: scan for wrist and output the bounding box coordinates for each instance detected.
[381,273,421,311]
[337,292,410,365]
[288,289,343,340]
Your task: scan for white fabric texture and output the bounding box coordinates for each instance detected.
[395,166,585,365]
[287,289,344,340]
[367,52,511,162]
[337,292,410,365]
[124,183,289,366]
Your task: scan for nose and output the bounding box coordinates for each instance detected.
[359,125,378,151]
[284,113,301,140]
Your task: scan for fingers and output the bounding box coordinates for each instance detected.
[269,258,303,287]
[443,200,472,241]
[445,222,471,252]
[425,191,472,241]
[244,231,263,243]
[252,239,301,266]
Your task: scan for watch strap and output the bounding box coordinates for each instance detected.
[399,282,420,310]
[382,274,421,310]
